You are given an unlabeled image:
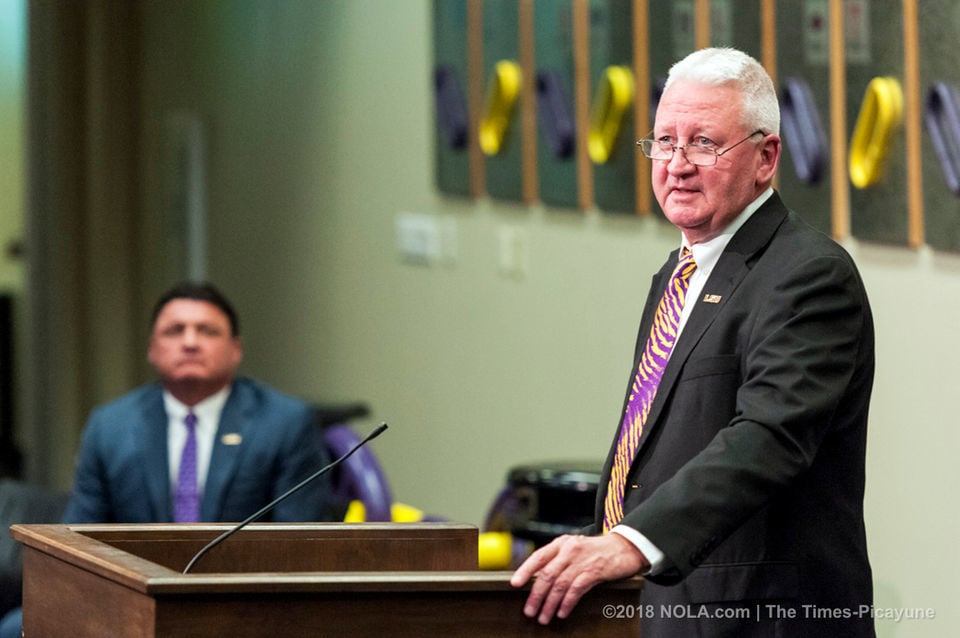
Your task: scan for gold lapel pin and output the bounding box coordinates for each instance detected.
[221,433,243,446]
[703,294,722,304]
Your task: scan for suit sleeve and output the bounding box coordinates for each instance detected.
[61,413,112,523]
[620,251,871,583]
[268,404,334,522]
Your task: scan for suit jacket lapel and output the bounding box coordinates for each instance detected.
[634,194,790,454]
[201,381,248,521]
[139,386,172,521]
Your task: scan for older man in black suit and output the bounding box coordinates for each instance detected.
[512,47,875,638]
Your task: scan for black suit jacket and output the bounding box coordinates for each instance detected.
[592,193,875,637]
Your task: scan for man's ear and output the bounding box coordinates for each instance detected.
[146,336,157,368]
[232,336,244,366]
[757,134,781,185]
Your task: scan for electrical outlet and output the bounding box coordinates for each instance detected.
[395,212,441,265]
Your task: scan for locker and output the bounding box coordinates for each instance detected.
[919,0,960,252]
[433,0,472,197]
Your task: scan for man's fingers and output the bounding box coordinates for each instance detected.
[509,552,541,587]
[522,574,552,619]
[510,538,560,587]
[556,572,594,620]
[534,570,575,624]
[511,534,573,586]
[533,557,597,624]
[511,536,576,619]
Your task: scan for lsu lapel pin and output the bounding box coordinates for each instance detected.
[221,433,243,446]
[703,294,722,304]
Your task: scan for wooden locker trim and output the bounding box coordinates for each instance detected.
[574,0,594,210]
[695,0,710,50]
[468,0,486,198]
[902,0,924,247]
[761,0,777,191]
[519,0,539,204]
[634,0,651,216]
[829,0,850,240]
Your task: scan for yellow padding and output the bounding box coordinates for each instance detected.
[390,502,425,523]
[343,499,366,523]
[479,60,522,156]
[588,65,635,164]
[478,531,513,570]
[848,76,903,189]
[342,500,425,523]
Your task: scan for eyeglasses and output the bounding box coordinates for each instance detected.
[636,130,765,166]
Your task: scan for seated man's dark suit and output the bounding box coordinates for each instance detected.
[591,193,875,638]
[64,376,330,524]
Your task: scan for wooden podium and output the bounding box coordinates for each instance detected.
[12,523,642,637]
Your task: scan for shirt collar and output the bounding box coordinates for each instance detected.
[162,385,232,425]
[681,187,773,275]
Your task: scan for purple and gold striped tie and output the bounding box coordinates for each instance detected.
[603,249,697,533]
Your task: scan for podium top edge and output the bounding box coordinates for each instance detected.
[142,571,644,595]
[55,522,477,532]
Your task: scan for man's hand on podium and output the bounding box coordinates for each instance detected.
[510,532,647,625]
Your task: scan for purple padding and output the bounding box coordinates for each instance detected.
[925,82,960,195]
[536,69,575,159]
[324,424,393,522]
[434,65,469,151]
[779,77,828,185]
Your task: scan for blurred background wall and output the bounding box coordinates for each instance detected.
[1,1,957,635]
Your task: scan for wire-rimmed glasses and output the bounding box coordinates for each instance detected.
[637,130,765,166]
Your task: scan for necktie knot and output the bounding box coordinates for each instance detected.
[677,248,697,274]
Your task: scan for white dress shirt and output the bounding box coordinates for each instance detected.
[164,386,231,498]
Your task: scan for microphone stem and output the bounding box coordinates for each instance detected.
[182,422,388,574]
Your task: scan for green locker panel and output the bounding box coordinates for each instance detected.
[919,0,960,252]
[775,0,833,235]
[645,0,698,219]
[708,0,762,59]
[482,0,524,202]
[433,0,472,197]
[846,0,909,246]
[533,0,578,209]
[590,0,637,215]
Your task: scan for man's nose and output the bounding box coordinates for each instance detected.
[666,146,696,173]
[182,327,200,347]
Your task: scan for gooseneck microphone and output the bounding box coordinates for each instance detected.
[182,422,389,574]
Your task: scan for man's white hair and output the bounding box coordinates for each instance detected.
[664,47,780,135]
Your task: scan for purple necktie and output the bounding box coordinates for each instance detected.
[174,411,200,522]
[603,250,697,532]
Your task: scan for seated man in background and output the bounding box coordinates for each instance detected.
[0,281,332,637]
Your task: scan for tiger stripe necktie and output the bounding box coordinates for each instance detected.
[603,249,697,533]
